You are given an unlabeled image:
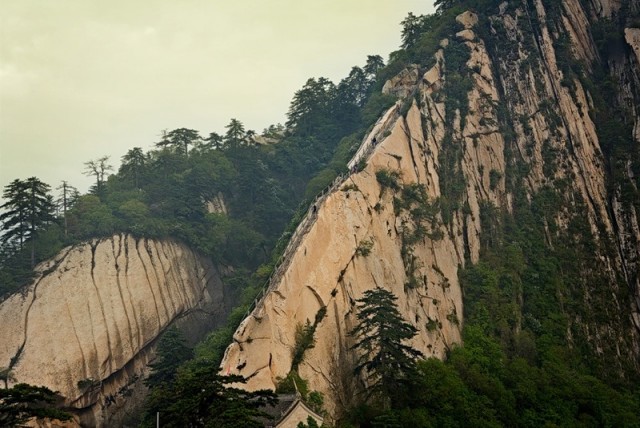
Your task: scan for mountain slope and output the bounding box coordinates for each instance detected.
[221,0,640,422]
[0,234,229,426]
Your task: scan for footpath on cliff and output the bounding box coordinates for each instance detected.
[238,103,400,323]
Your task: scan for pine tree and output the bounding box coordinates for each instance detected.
[56,181,78,237]
[0,178,55,267]
[156,128,201,156]
[83,156,113,198]
[144,360,277,428]
[350,287,423,408]
[224,119,246,149]
[119,147,147,189]
[0,179,30,250]
[145,326,193,389]
[204,132,224,150]
[0,383,72,426]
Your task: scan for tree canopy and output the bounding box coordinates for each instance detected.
[0,177,55,268]
[143,360,277,428]
[0,383,72,427]
[350,287,423,407]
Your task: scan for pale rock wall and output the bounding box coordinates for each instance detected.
[493,0,640,351]
[619,26,640,332]
[221,1,640,421]
[221,16,513,415]
[0,234,228,427]
[206,192,228,214]
[589,0,622,17]
[222,105,465,418]
[626,28,640,62]
[624,27,640,143]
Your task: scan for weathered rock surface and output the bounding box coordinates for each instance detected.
[489,0,640,354]
[221,105,465,418]
[221,0,640,422]
[220,9,509,418]
[0,234,228,427]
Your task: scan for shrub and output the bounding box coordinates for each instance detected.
[376,169,401,191]
[356,238,374,257]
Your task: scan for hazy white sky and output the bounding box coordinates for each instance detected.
[1,1,435,194]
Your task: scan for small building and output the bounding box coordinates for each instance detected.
[261,393,324,428]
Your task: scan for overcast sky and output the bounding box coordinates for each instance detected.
[1,1,436,194]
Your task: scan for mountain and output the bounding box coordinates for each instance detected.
[1,0,639,426]
[0,235,230,426]
[221,0,640,423]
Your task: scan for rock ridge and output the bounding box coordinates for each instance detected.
[0,234,228,427]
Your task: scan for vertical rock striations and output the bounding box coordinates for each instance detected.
[222,104,465,418]
[0,234,228,426]
[221,0,640,421]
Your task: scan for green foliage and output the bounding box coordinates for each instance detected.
[156,128,202,155]
[489,169,502,190]
[290,306,327,370]
[350,287,423,408]
[394,8,474,226]
[388,183,443,289]
[297,416,321,428]
[350,326,640,427]
[375,169,401,192]
[409,329,640,427]
[304,169,338,201]
[306,390,324,415]
[341,183,359,192]
[142,360,277,428]
[145,326,193,389]
[361,93,397,125]
[276,370,309,397]
[276,371,326,416]
[0,383,72,427]
[292,321,316,370]
[396,183,442,243]
[0,178,55,267]
[425,317,440,332]
[0,178,59,294]
[67,195,116,239]
[83,156,113,199]
[355,238,374,257]
[194,303,251,365]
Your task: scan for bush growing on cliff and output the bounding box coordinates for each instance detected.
[292,321,316,370]
[0,383,72,427]
[375,169,401,192]
[355,238,374,257]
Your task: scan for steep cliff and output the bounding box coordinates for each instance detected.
[221,0,640,420]
[0,234,229,426]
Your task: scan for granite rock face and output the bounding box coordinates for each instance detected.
[221,1,640,421]
[0,234,228,426]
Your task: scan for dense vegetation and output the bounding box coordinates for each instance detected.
[2,0,640,426]
[339,0,640,427]
[0,383,72,427]
[0,54,393,300]
[342,199,640,427]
